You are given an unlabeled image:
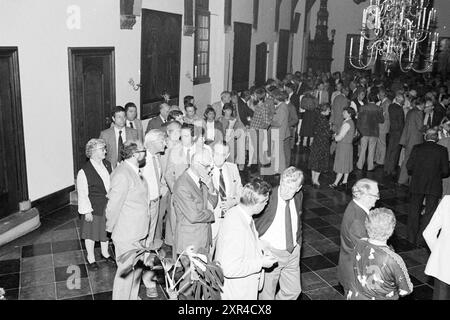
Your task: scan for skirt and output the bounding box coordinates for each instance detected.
[80,214,108,242]
[334,142,353,174]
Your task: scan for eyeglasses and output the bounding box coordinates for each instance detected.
[94,147,106,151]
[134,150,147,154]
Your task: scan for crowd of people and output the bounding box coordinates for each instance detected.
[75,69,450,300]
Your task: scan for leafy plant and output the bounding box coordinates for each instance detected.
[117,242,224,300]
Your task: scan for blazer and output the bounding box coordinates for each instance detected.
[388,103,405,134]
[215,205,265,300]
[406,141,450,196]
[211,162,243,206]
[356,103,385,137]
[271,102,291,140]
[99,127,139,169]
[399,107,424,148]
[287,101,299,129]
[105,162,150,245]
[379,98,391,134]
[337,200,368,290]
[172,171,218,254]
[111,119,144,142]
[253,186,303,246]
[423,195,450,285]
[145,115,165,134]
[433,104,446,127]
[236,98,254,127]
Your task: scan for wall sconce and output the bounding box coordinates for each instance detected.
[128,78,142,91]
[185,72,194,83]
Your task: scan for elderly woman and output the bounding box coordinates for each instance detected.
[77,139,115,270]
[423,196,450,300]
[215,178,277,300]
[347,208,413,300]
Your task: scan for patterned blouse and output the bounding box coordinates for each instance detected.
[347,238,414,300]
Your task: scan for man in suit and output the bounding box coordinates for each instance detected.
[140,129,167,298]
[398,97,425,185]
[284,83,299,154]
[145,103,170,134]
[235,90,254,128]
[356,91,385,171]
[338,178,379,294]
[384,93,406,177]
[210,142,243,246]
[124,102,144,142]
[172,148,218,295]
[105,141,149,300]
[375,87,391,166]
[272,89,291,171]
[211,91,231,120]
[215,178,277,300]
[406,128,450,245]
[255,167,304,300]
[100,106,139,169]
[434,95,448,126]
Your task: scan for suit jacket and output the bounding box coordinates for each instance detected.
[105,161,150,245]
[215,205,264,300]
[356,103,385,137]
[99,127,139,169]
[145,115,165,134]
[253,186,303,246]
[423,195,450,284]
[379,98,392,134]
[433,104,446,127]
[388,103,405,134]
[406,141,450,196]
[172,171,218,254]
[331,94,350,132]
[236,98,254,127]
[271,102,290,140]
[337,200,368,290]
[211,162,243,206]
[399,107,424,148]
[287,101,299,130]
[111,119,144,142]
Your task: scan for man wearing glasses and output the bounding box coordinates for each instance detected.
[172,148,218,297]
[337,178,380,296]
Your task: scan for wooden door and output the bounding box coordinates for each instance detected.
[141,9,182,119]
[277,29,290,80]
[68,48,115,175]
[0,48,28,218]
[255,42,267,87]
[232,22,252,92]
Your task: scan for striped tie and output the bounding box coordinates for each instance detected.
[219,168,226,218]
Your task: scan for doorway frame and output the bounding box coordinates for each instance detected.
[0,47,28,206]
[68,47,116,176]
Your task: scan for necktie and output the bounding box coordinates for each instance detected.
[129,121,134,129]
[428,113,433,127]
[285,200,294,253]
[219,168,226,218]
[118,130,124,162]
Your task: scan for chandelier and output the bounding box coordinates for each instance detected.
[348,0,439,73]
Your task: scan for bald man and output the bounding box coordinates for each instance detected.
[145,103,170,133]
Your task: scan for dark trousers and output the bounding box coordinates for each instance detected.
[433,278,450,300]
[407,193,440,244]
[384,132,402,175]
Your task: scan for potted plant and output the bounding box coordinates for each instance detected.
[117,241,224,300]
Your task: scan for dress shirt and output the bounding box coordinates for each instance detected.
[260,188,298,251]
[352,198,371,216]
[423,112,434,126]
[113,126,127,149]
[142,151,162,201]
[212,165,230,199]
[126,120,135,128]
[77,159,111,214]
[187,168,201,189]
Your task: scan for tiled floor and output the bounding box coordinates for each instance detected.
[0,145,434,300]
